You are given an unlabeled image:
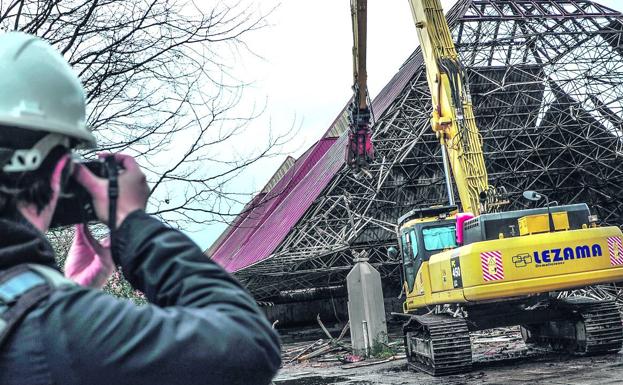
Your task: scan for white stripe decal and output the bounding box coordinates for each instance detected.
[481,251,504,281]
[609,237,623,266]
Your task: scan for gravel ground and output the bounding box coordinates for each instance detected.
[275,353,623,385]
[275,327,623,385]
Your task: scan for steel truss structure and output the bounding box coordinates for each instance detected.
[238,0,623,301]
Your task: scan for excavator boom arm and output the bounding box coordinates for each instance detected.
[346,0,374,172]
[352,0,368,110]
[408,0,489,215]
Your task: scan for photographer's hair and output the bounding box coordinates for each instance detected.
[0,127,69,218]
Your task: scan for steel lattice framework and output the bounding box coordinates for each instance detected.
[237,0,623,301]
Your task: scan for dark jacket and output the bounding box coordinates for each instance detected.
[0,210,281,385]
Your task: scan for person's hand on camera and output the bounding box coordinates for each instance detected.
[74,153,150,229]
[65,224,114,288]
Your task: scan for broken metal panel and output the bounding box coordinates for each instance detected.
[210,137,340,271]
[261,156,297,194]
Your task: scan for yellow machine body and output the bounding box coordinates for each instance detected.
[395,0,623,374]
[403,221,623,313]
[518,212,569,235]
[401,0,623,314]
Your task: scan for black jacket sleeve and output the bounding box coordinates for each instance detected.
[41,210,281,385]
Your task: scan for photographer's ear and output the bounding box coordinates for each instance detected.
[18,154,71,232]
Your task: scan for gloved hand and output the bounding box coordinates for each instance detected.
[74,153,149,229]
[64,224,115,288]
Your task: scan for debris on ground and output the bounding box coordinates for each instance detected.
[340,355,406,369]
[470,326,550,362]
[276,323,623,385]
[281,317,352,365]
[281,324,546,370]
[338,354,363,364]
[281,317,406,369]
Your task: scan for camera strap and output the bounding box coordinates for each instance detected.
[104,156,119,231]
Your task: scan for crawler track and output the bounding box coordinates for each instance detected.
[571,299,623,354]
[403,314,472,376]
[522,299,623,354]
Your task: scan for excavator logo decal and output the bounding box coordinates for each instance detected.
[480,251,504,281]
[532,244,602,267]
[512,254,533,268]
[608,237,623,266]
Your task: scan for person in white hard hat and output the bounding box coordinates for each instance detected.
[0,32,281,385]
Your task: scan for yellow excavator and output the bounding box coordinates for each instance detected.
[384,0,623,376]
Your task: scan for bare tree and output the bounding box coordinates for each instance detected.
[0,0,290,227]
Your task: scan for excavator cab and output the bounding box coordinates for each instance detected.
[400,220,457,293]
[397,206,459,295]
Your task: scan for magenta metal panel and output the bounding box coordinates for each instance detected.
[210,54,421,272]
[211,137,339,270]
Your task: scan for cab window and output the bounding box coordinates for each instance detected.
[402,228,420,292]
[401,231,412,260]
[409,230,418,258]
[423,226,457,251]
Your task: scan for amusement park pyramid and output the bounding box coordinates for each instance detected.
[208,0,623,301]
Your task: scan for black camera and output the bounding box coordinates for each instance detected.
[50,159,121,228]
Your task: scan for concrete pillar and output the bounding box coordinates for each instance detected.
[347,254,388,356]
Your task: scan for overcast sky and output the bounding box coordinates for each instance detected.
[191,0,623,250]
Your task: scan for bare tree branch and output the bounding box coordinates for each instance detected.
[0,0,290,228]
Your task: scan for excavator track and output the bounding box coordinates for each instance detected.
[403,314,472,376]
[569,299,623,354]
[521,299,623,354]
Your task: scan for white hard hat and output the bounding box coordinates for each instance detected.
[0,32,96,149]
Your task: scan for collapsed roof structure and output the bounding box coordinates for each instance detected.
[209,0,623,301]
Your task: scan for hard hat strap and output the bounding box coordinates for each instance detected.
[1,134,70,173]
